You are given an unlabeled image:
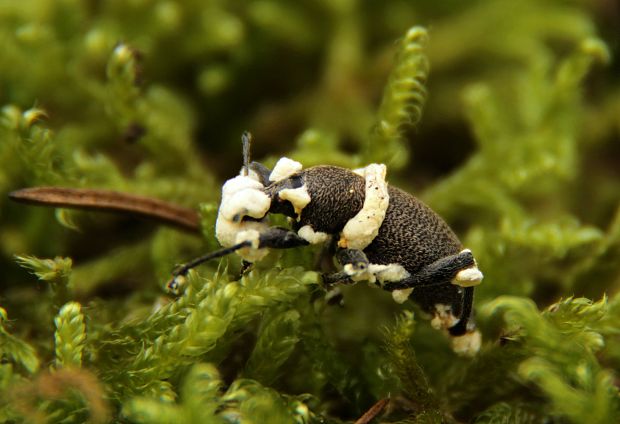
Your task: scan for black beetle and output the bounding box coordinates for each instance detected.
[170,133,483,355]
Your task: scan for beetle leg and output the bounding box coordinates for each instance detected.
[319,249,369,297]
[381,249,480,291]
[321,271,355,287]
[167,227,309,293]
[257,227,310,249]
[167,240,254,293]
[335,248,370,279]
[447,286,474,336]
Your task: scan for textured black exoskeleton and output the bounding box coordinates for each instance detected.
[170,134,483,349]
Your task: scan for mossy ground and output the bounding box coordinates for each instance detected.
[1,1,620,423]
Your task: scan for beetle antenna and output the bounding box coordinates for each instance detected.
[166,240,252,293]
[242,131,252,176]
[171,240,252,278]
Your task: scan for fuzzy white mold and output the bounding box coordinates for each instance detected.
[215,175,271,262]
[278,185,311,219]
[370,263,410,283]
[339,164,389,250]
[269,157,303,182]
[234,229,269,262]
[343,262,410,287]
[392,288,414,304]
[298,225,330,244]
[430,304,459,330]
[451,330,482,356]
[452,267,484,287]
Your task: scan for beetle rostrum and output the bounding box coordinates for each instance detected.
[169,133,484,356]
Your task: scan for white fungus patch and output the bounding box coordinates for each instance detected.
[430,303,481,355]
[392,288,414,304]
[338,163,389,250]
[217,176,270,221]
[343,262,410,287]
[215,175,271,262]
[451,330,482,356]
[340,260,414,304]
[430,304,459,330]
[452,267,484,287]
[269,157,303,182]
[278,185,311,219]
[343,263,368,282]
[451,249,483,287]
[298,225,330,244]
[370,263,410,283]
[234,229,269,262]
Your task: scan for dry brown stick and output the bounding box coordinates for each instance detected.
[9,187,201,234]
[354,397,390,424]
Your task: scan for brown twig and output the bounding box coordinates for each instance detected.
[9,187,201,234]
[354,398,390,424]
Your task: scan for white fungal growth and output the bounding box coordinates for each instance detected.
[430,303,481,355]
[217,176,270,221]
[269,157,303,182]
[451,330,482,356]
[298,225,330,244]
[215,175,271,262]
[452,267,483,287]
[234,229,269,262]
[430,304,459,330]
[392,288,414,304]
[370,263,410,283]
[338,164,389,250]
[451,249,483,287]
[343,262,409,286]
[340,260,413,303]
[343,263,368,282]
[278,185,311,219]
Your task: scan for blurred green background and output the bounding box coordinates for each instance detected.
[1,0,619,423]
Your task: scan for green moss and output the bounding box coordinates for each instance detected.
[1,1,619,423]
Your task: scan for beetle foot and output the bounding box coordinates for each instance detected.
[451,329,482,357]
[166,274,186,295]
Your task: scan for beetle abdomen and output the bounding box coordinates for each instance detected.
[363,186,462,274]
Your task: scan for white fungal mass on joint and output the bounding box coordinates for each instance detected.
[234,229,268,262]
[343,261,413,303]
[339,164,389,250]
[345,262,410,285]
[298,225,330,244]
[452,250,484,287]
[430,303,482,356]
[392,288,414,304]
[215,175,271,262]
[452,267,483,286]
[369,263,410,283]
[430,304,459,330]
[269,157,303,182]
[279,185,311,219]
[451,330,482,357]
